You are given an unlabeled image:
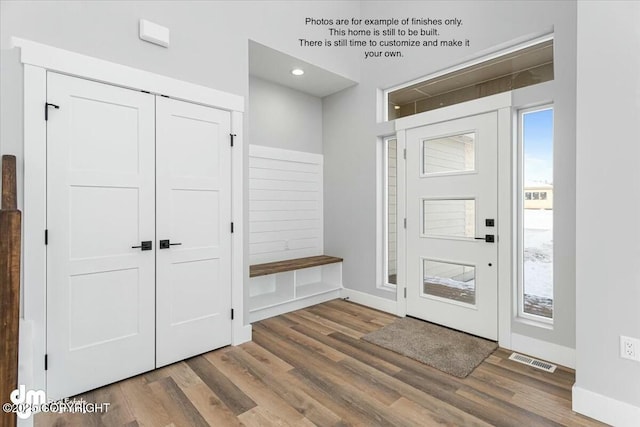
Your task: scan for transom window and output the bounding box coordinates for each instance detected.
[386,37,554,121]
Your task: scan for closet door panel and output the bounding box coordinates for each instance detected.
[155,97,232,367]
[46,72,156,400]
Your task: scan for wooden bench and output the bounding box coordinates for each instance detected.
[248,255,343,322]
[250,255,343,277]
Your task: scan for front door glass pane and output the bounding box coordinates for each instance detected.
[423,199,475,238]
[423,259,476,305]
[422,132,475,174]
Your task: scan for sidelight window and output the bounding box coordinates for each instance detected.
[385,137,398,286]
[519,106,554,320]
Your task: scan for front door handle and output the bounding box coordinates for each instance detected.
[474,235,495,243]
[132,240,152,250]
[160,239,182,249]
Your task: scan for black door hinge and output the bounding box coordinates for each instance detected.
[45,103,60,121]
[404,288,407,298]
[403,218,407,229]
[44,354,48,370]
[230,133,236,147]
[231,309,234,320]
[403,148,407,159]
[231,222,234,233]
[44,229,48,245]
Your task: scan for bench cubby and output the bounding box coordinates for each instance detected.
[248,256,343,322]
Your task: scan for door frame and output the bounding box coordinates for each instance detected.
[394,92,513,348]
[14,37,250,395]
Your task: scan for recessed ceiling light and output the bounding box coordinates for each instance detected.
[291,68,304,76]
[394,105,401,110]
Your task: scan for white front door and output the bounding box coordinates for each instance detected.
[405,111,498,340]
[155,97,233,367]
[46,72,156,399]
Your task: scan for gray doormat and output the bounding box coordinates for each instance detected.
[362,317,497,378]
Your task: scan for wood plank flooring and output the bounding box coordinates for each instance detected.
[36,299,605,427]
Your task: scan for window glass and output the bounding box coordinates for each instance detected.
[387,138,397,285]
[422,199,475,238]
[422,133,475,175]
[423,259,476,305]
[522,107,554,319]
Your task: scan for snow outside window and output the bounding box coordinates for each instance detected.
[520,106,554,320]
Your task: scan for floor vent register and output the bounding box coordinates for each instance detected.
[508,352,557,373]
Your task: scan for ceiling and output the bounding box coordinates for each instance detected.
[249,41,357,98]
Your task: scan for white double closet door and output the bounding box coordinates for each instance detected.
[46,72,232,399]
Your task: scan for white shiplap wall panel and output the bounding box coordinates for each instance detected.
[249,189,319,201]
[249,145,323,264]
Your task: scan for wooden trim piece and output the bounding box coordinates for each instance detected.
[510,333,575,369]
[22,64,47,394]
[250,256,343,278]
[230,111,250,344]
[1,156,17,210]
[395,129,407,317]
[1,155,21,427]
[497,106,514,349]
[340,288,398,316]
[12,37,244,112]
[394,92,510,131]
[573,385,640,427]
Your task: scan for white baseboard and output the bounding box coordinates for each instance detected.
[573,385,640,427]
[340,288,398,316]
[232,324,252,346]
[17,319,34,391]
[17,319,35,427]
[510,333,576,369]
[17,415,34,427]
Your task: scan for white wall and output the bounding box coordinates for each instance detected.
[249,76,323,154]
[0,49,23,209]
[574,1,640,424]
[323,0,577,350]
[0,1,360,95]
[0,0,360,330]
